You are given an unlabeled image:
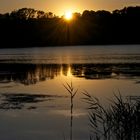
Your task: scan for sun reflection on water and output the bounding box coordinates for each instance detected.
[67,66,72,77]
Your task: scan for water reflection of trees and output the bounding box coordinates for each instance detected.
[71,63,140,80]
[0,64,62,85]
[0,63,139,85]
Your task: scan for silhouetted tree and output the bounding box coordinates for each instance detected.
[10,8,36,20]
[0,6,140,47]
[73,12,81,19]
[36,10,46,19]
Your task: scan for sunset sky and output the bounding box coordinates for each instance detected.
[0,0,140,16]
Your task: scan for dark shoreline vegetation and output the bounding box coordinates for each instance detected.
[0,6,140,47]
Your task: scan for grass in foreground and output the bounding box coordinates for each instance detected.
[83,91,140,140]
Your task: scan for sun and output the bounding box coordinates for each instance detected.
[64,11,73,20]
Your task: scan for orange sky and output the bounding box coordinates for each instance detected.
[0,0,140,16]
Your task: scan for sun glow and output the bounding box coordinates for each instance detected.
[64,11,73,20]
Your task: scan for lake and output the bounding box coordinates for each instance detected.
[0,45,140,140]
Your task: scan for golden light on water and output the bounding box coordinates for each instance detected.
[64,11,73,20]
[67,66,72,77]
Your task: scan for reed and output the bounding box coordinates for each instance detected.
[63,82,78,140]
[83,91,140,140]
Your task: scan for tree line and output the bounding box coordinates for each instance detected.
[0,6,140,47]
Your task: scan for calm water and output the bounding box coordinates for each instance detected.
[0,45,140,140]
